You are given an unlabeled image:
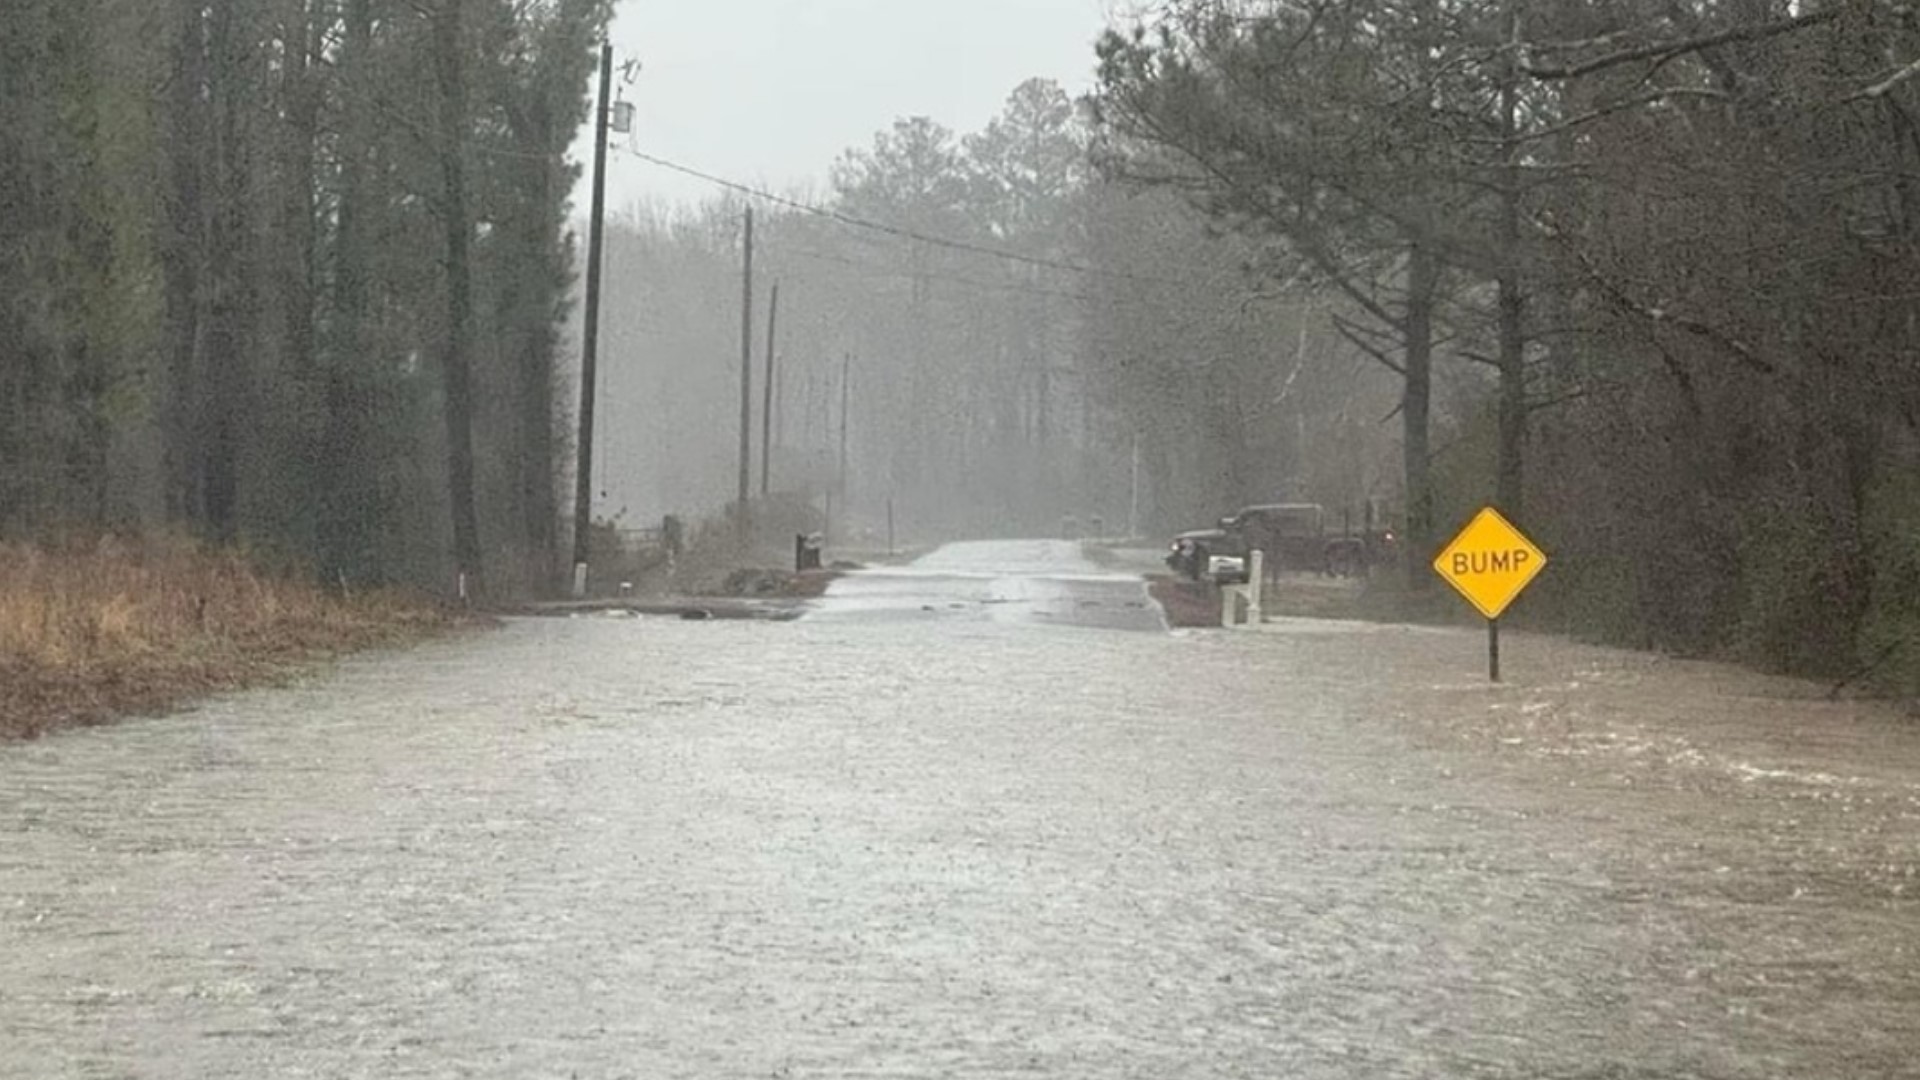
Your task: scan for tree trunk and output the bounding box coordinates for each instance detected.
[271,0,324,551]
[432,0,483,591]
[201,0,253,542]
[1402,241,1437,589]
[279,1,319,383]
[518,99,560,591]
[1494,0,1527,520]
[320,0,377,580]
[162,0,208,527]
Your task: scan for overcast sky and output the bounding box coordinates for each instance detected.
[574,0,1125,214]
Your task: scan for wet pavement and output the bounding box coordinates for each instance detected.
[3,541,1917,1078]
[804,539,1164,632]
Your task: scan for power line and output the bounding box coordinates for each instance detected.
[763,242,1271,319]
[342,81,1207,292]
[342,121,1268,310]
[777,245,1101,305]
[617,145,1199,289]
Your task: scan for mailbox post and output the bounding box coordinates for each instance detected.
[795,532,823,573]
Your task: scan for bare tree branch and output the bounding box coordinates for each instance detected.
[1463,88,1731,147]
[1520,10,1839,82]
[1526,387,1595,414]
[1335,315,1408,376]
[1848,55,1920,103]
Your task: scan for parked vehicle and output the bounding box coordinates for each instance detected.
[1165,528,1233,582]
[1167,500,1399,585]
[1218,503,1329,576]
[1203,502,1400,580]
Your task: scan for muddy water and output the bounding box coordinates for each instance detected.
[3,605,1916,1077]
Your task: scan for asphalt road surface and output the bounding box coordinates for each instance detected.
[3,541,1916,1078]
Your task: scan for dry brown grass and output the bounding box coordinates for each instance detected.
[0,537,459,740]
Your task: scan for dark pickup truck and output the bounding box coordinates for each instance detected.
[1169,503,1398,581]
[1165,527,1240,582]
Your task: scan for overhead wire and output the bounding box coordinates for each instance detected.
[614,144,1203,291]
[446,135,1154,305]
[342,127,1289,312]
[775,245,1101,305]
[334,73,1233,298]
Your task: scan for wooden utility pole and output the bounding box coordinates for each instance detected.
[569,42,612,598]
[1129,433,1140,539]
[736,206,755,513]
[803,372,818,445]
[838,353,850,519]
[773,342,788,454]
[760,282,779,497]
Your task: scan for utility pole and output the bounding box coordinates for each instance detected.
[1036,363,1051,446]
[838,352,850,533]
[803,372,817,445]
[570,41,612,598]
[773,343,787,455]
[736,206,754,516]
[760,282,779,497]
[1129,433,1140,539]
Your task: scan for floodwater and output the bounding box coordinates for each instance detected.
[2,542,1916,1078]
[804,539,1164,632]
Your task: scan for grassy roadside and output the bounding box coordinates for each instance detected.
[1,540,463,741]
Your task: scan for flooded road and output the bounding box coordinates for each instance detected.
[3,542,1917,1078]
[803,539,1164,632]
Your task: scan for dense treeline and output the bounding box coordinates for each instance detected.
[0,0,609,596]
[1090,0,1920,688]
[591,80,1399,546]
[12,1,1913,690]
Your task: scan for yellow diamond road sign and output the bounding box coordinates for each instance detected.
[1432,506,1548,620]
